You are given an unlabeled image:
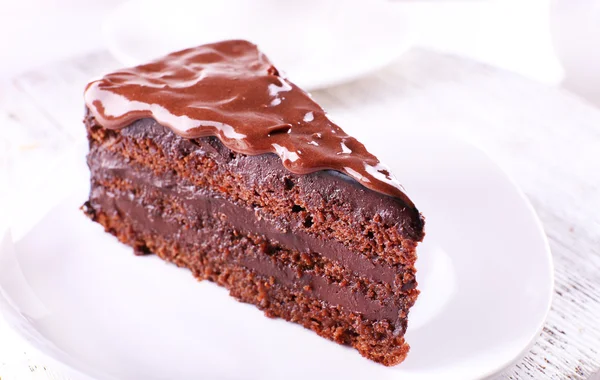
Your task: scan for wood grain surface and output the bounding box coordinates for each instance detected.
[0,49,598,379]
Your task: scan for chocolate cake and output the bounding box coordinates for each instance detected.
[83,40,425,366]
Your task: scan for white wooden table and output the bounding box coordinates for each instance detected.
[0,49,599,379]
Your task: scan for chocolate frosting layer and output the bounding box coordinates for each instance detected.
[90,182,403,322]
[90,148,404,285]
[84,39,411,204]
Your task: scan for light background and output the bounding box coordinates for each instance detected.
[1,1,598,379]
[0,0,563,84]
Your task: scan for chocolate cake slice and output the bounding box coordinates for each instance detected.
[83,40,425,366]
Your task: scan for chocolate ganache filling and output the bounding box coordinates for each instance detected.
[84,39,411,204]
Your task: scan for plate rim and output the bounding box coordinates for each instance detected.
[458,141,555,379]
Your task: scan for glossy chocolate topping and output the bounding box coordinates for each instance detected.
[84,39,410,203]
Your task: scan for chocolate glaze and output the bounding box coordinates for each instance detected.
[89,147,410,286]
[84,39,411,204]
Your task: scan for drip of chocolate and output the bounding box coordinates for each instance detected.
[84,40,411,204]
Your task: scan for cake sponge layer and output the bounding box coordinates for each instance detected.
[84,114,424,365]
[84,181,411,365]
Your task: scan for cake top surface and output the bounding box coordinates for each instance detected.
[84,39,410,203]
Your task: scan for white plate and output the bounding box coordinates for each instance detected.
[0,136,553,380]
[102,0,415,91]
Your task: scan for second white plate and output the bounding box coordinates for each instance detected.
[102,0,415,91]
[0,136,553,380]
